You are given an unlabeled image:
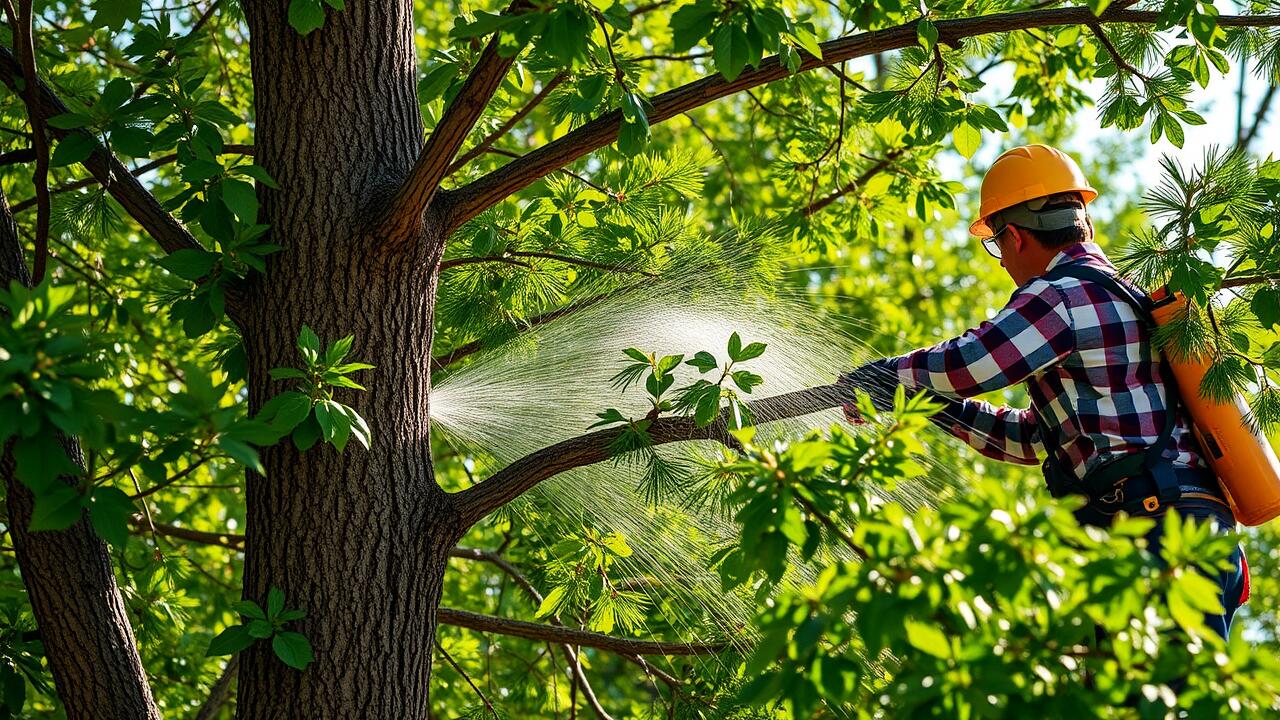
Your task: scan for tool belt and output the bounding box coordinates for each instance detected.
[1033,262,1232,527]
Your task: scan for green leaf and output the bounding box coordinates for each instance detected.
[731,370,763,393]
[298,326,321,357]
[221,179,260,223]
[268,587,286,618]
[669,0,717,51]
[29,486,85,531]
[158,249,220,281]
[686,351,719,373]
[953,121,981,159]
[292,413,322,452]
[263,389,313,427]
[50,133,98,167]
[904,619,951,658]
[247,619,274,639]
[713,23,750,81]
[338,404,372,451]
[207,624,255,656]
[272,632,314,669]
[287,0,326,35]
[916,19,938,52]
[233,601,267,621]
[1252,287,1280,330]
[694,387,722,427]
[536,585,569,618]
[88,486,135,547]
[218,436,264,474]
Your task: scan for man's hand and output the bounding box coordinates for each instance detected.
[837,358,902,422]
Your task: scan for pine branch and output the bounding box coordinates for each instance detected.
[0,47,221,285]
[440,251,659,277]
[453,384,850,528]
[437,607,728,656]
[438,7,1280,232]
[1087,22,1151,81]
[431,290,617,369]
[378,1,528,249]
[435,638,501,718]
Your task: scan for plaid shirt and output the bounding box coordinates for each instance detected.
[888,242,1204,481]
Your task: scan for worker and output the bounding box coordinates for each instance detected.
[838,144,1249,639]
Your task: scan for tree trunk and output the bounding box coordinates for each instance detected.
[237,3,456,718]
[0,190,161,719]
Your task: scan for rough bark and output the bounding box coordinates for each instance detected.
[0,188,161,719]
[236,2,456,718]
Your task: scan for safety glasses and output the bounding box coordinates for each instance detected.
[981,226,1009,259]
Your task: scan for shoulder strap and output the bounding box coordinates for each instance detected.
[1034,262,1181,501]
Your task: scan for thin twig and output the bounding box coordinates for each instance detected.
[436,639,500,719]
[447,73,567,175]
[1087,22,1151,81]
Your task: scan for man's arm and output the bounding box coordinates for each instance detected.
[934,397,1042,465]
[894,278,1075,398]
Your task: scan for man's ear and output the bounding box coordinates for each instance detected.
[1010,225,1030,252]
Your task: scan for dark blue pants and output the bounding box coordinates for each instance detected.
[1141,512,1249,639]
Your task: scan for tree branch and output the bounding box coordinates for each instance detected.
[129,517,244,550]
[194,655,238,720]
[0,47,211,260]
[1087,22,1151,81]
[803,147,906,216]
[453,384,849,528]
[4,0,51,282]
[446,72,567,176]
[1238,82,1277,151]
[11,144,254,214]
[439,7,1280,233]
[437,607,728,656]
[377,3,527,248]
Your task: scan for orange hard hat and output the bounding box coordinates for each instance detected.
[969,144,1098,237]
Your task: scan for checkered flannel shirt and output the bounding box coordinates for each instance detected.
[887,241,1204,481]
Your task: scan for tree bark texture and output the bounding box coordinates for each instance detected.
[237,3,455,718]
[0,189,161,719]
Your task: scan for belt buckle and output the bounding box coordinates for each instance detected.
[1142,496,1160,512]
[1100,486,1124,504]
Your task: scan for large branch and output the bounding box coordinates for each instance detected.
[440,7,1280,232]
[0,47,207,259]
[437,607,727,656]
[377,10,523,247]
[453,384,849,528]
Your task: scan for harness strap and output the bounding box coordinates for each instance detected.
[1034,262,1182,506]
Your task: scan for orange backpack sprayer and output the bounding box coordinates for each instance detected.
[1150,289,1280,526]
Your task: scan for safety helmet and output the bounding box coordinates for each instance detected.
[969,144,1098,237]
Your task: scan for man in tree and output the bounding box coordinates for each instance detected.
[839,144,1249,638]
